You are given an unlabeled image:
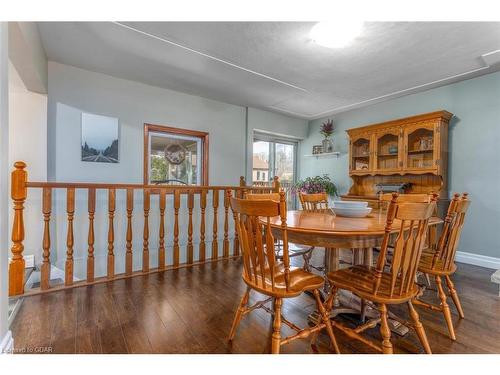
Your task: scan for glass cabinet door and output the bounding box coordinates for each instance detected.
[404,125,436,170]
[351,137,372,173]
[375,132,401,172]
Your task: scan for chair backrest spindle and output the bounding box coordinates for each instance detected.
[373,193,437,297]
[432,193,470,271]
[230,191,289,293]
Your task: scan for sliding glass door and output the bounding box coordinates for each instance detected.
[252,134,297,207]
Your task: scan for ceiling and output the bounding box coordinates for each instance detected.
[37,22,500,119]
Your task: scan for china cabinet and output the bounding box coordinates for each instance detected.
[343,111,453,208]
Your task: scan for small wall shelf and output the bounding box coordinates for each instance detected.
[304,152,341,159]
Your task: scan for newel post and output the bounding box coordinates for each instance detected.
[9,161,27,296]
[272,176,280,193]
[238,176,246,198]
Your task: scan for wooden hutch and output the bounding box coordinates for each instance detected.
[342,110,453,210]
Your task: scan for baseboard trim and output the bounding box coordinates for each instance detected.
[0,330,14,354]
[456,251,500,270]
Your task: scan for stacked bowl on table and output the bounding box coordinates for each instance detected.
[331,200,372,218]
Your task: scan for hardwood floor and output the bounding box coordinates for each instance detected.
[10,250,500,354]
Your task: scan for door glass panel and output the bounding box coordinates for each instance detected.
[407,128,434,169]
[377,134,399,170]
[149,132,201,185]
[252,139,297,208]
[352,138,371,171]
[275,142,295,208]
[252,141,270,184]
[274,143,294,185]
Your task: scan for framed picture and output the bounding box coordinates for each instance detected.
[81,113,119,163]
[312,145,323,154]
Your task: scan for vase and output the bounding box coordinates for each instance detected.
[322,137,333,153]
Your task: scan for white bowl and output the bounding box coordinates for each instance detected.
[332,206,373,218]
[332,200,368,208]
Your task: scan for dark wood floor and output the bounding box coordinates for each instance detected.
[10,251,500,354]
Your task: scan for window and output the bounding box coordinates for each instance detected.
[144,124,208,185]
[252,135,297,185]
[253,133,298,208]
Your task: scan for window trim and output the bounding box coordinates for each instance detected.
[144,123,209,185]
[252,132,298,184]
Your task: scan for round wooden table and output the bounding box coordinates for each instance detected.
[270,209,441,250]
[268,209,443,335]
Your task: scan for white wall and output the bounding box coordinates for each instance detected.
[8,62,48,262]
[46,62,245,277]
[246,107,308,181]
[0,22,12,352]
[9,62,47,181]
[44,62,308,279]
[8,22,47,94]
[48,62,247,184]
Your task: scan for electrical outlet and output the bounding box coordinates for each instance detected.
[24,255,35,268]
[8,254,35,268]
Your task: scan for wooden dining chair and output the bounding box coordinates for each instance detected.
[377,192,439,274]
[294,192,330,271]
[414,193,470,340]
[246,192,314,271]
[324,193,437,354]
[299,192,330,212]
[228,191,340,354]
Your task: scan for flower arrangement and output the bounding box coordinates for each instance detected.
[320,119,334,138]
[292,174,338,197]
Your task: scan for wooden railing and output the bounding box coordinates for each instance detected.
[244,177,295,207]
[8,162,280,297]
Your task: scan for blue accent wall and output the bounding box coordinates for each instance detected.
[300,71,500,258]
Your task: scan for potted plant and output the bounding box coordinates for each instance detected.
[292,175,338,202]
[320,119,334,153]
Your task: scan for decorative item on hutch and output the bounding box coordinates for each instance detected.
[343,110,453,213]
[320,119,334,153]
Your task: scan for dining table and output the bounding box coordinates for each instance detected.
[267,209,443,336]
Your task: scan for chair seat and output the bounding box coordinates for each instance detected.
[327,265,419,304]
[243,265,324,298]
[418,252,456,275]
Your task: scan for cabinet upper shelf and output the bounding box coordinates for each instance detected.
[346,110,452,177]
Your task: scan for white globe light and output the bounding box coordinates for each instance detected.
[310,21,364,48]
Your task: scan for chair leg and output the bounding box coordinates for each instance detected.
[424,273,432,287]
[312,285,338,352]
[319,285,338,316]
[379,304,393,354]
[360,299,367,322]
[313,289,340,354]
[445,275,465,319]
[271,298,282,354]
[302,247,314,272]
[408,300,432,354]
[436,275,456,340]
[228,287,250,342]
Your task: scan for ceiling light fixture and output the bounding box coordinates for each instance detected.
[310,21,364,48]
